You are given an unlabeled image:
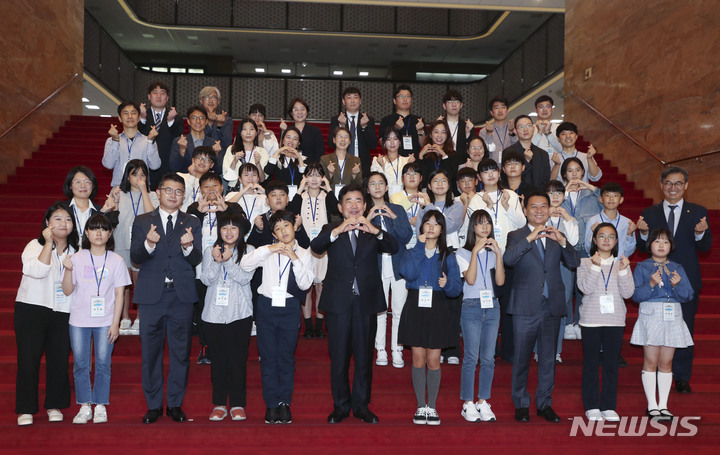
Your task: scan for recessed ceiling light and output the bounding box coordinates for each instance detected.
[551,119,563,124]
[359,71,369,77]
[142,33,154,38]
[187,35,198,40]
[82,97,89,102]
[255,68,265,73]
[86,105,100,110]
[333,70,343,76]
[528,112,538,117]
[281,69,291,74]
[100,114,111,118]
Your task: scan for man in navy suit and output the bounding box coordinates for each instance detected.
[131,173,202,424]
[504,192,580,423]
[310,183,399,424]
[328,87,377,177]
[636,166,711,393]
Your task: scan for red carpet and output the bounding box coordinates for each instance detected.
[0,116,717,454]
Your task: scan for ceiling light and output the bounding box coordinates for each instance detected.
[142,33,154,38]
[281,69,291,74]
[86,105,100,110]
[188,68,204,74]
[550,119,563,124]
[100,115,111,118]
[255,68,265,73]
[333,70,343,76]
[187,35,198,40]
[82,97,89,102]
[359,71,369,77]
[528,112,538,116]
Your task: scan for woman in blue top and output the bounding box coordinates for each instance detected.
[456,209,505,422]
[631,228,693,422]
[365,172,413,368]
[399,210,462,426]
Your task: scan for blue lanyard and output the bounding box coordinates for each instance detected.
[403,115,412,135]
[477,250,490,290]
[389,156,400,183]
[55,250,65,280]
[451,122,459,143]
[599,212,620,229]
[126,135,134,161]
[192,184,200,202]
[434,158,440,169]
[89,251,109,297]
[550,215,560,229]
[72,205,85,232]
[129,191,141,217]
[244,146,255,164]
[288,162,296,184]
[278,252,292,285]
[405,191,419,218]
[221,247,236,282]
[494,125,508,149]
[423,253,434,287]
[242,195,257,221]
[310,196,319,223]
[658,266,673,301]
[208,212,217,232]
[566,193,576,217]
[600,260,614,294]
[338,158,346,178]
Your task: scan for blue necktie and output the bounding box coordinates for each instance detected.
[536,239,548,298]
[350,231,359,294]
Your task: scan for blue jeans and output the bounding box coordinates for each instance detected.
[460,298,500,401]
[69,325,114,405]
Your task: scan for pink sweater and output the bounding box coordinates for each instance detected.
[577,257,635,327]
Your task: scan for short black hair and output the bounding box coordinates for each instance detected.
[63,166,99,200]
[342,86,361,98]
[560,157,585,180]
[214,211,250,264]
[589,222,619,257]
[523,190,550,208]
[501,151,525,167]
[38,202,79,252]
[265,179,289,197]
[119,159,150,193]
[238,162,259,178]
[193,146,217,164]
[534,95,554,107]
[147,81,170,95]
[478,158,500,173]
[600,182,624,197]
[442,89,463,103]
[338,182,364,203]
[186,105,208,119]
[544,179,566,194]
[304,162,325,178]
[287,97,310,117]
[269,210,296,232]
[199,172,223,187]
[488,95,508,110]
[661,166,688,182]
[81,213,115,251]
[117,101,140,116]
[248,103,266,118]
[456,166,478,181]
[514,114,533,126]
[556,121,578,137]
[393,84,413,98]
[401,161,422,176]
[158,172,185,191]
[647,227,676,254]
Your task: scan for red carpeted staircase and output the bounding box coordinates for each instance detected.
[0,116,717,453]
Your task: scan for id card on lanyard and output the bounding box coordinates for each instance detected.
[272,253,292,307]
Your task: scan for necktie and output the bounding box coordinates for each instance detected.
[536,239,548,298]
[348,115,356,156]
[155,112,162,129]
[668,205,677,236]
[166,214,174,280]
[350,230,360,294]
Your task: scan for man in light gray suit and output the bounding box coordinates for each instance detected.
[503,191,580,423]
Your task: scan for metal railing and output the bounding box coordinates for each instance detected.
[0,73,81,141]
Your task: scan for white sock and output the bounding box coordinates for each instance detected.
[641,370,658,410]
[657,372,673,410]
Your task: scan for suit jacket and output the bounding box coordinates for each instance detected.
[637,201,711,291]
[319,153,363,189]
[328,113,377,176]
[503,225,580,316]
[130,208,202,305]
[138,110,184,188]
[379,113,426,158]
[311,224,399,315]
[502,141,551,191]
[169,134,222,175]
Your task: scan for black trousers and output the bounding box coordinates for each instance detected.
[194,279,208,346]
[673,293,699,382]
[14,301,71,414]
[205,317,253,407]
[581,326,624,411]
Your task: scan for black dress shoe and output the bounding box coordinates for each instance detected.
[303,328,314,338]
[675,381,692,394]
[514,407,530,422]
[353,408,379,424]
[278,403,292,424]
[143,408,162,424]
[327,408,350,424]
[166,406,187,423]
[537,406,561,422]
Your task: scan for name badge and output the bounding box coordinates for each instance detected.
[389,183,403,196]
[599,294,615,314]
[408,231,418,248]
[334,183,345,199]
[663,302,675,321]
[90,296,105,317]
[487,142,496,152]
[54,281,66,304]
[271,285,286,307]
[403,135,413,150]
[205,237,216,250]
[309,227,320,240]
[493,225,502,240]
[479,289,494,309]
[287,185,298,201]
[215,286,229,306]
[418,286,433,308]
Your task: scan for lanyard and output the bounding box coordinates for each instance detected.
[72,205,85,232]
[278,252,292,285]
[550,216,560,229]
[338,158,346,178]
[55,250,65,281]
[288,162,296,184]
[405,191,419,218]
[208,211,217,232]
[566,193,576,217]
[129,191,141,217]
[433,158,440,169]
[192,182,200,202]
[423,253,434,287]
[221,247,236,283]
[89,251,109,297]
[563,149,579,160]
[309,196,319,223]
[477,250,490,290]
[658,267,673,301]
[403,115,412,135]
[494,125,508,149]
[126,135,134,161]
[451,122,459,143]
[389,156,400,183]
[599,211,620,229]
[242,195,257,221]
[600,260,615,294]
[244,145,255,164]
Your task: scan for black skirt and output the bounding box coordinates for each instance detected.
[398,288,461,349]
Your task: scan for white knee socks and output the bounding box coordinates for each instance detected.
[657,371,673,410]
[641,370,658,410]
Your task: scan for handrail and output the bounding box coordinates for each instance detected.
[665,149,720,165]
[0,73,81,141]
[566,91,666,165]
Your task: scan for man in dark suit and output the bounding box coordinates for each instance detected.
[138,81,184,189]
[310,183,399,424]
[501,115,551,191]
[328,87,377,177]
[130,173,203,424]
[503,191,580,423]
[636,166,712,393]
[169,106,223,175]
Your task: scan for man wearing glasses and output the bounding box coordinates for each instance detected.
[379,84,426,158]
[500,115,551,191]
[530,95,563,165]
[170,106,223,175]
[636,167,712,394]
[131,172,202,424]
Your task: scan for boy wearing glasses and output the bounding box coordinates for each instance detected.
[379,84,426,158]
[131,172,202,424]
[170,106,223,175]
[531,95,563,163]
[177,147,217,211]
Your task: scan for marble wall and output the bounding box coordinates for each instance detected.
[564,0,720,209]
[0,0,84,183]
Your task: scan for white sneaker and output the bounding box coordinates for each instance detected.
[47,409,63,422]
[119,318,131,335]
[440,356,444,364]
[72,405,93,424]
[376,349,388,366]
[563,324,577,340]
[447,356,460,365]
[129,319,140,336]
[17,414,33,426]
[601,410,620,422]
[574,325,582,340]
[533,353,538,362]
[413,406,427,425]
[585,409,603,421]
[461,402,481,422]
[555,353,563,364]
[251,321,257,337]
[476,401,496,421]
[425,407,441,425]
[392,350,405,368]
[93,404,107,424]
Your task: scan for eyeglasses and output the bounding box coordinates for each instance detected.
[72,179,92,187]
[516,124,534,130]
[194,156,212,163]
[662,180,685,189]
[469,146,485,152]
[189,115,206,121]
[597,234,617,241]
[396,94,411,99]
[202,95,218,101]
[445,100,461,105]
[159,187,185,196]
[536,104,553,110]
